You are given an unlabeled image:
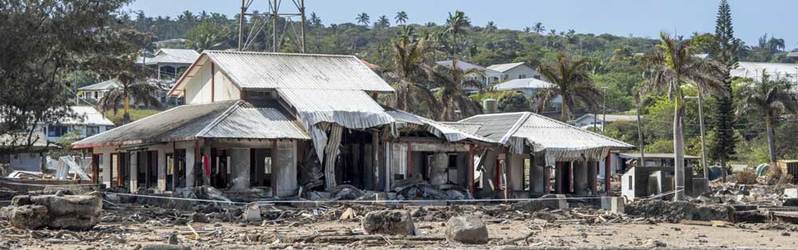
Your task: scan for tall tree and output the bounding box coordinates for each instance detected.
[737,71,798,165]
[645,33,726,200]
[391,27,437,115]
[309,12,322,28]
[394,11,408,25]
[0,0,144,153]
[423,64,482,121]
[536,53,602,121]
[710,0,738,179]
[375,15,390,28]
[356,12,370,26]
[533,22,545,34]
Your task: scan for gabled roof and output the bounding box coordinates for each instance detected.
[78,79,120,91]
[487,62,527,73]
[61,106,114,126]
[171,51,394,95]
[143,48,200,65]
[494,78,553,90]
[72,100,309,149]
[435,60,487,72]
[458,112,633,159]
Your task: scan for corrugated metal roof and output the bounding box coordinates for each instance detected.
[619,153,699,160]
[494,78,553,90]
[203,51,394,92]
[487,62,526,73]
[62,106,115,126]
[278,88,394,129]
[439,122,482,135]
[386,109,492,143]
[436,60,488,72]
[144,49,200,65]
[78,79,120,91]
[732,61,798,82]
[459,112,633,151]
[72,100,308,148]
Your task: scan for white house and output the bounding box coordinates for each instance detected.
[493,78,562,109]
[731,61,798,83]
[78,79,120,103]
[140,48,200,80]
[486,62,540,84]
[572,114,638,130]
[44,106,115,142]
[435,60,495,85]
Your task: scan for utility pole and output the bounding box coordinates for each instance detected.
[601,86,608,133]
[238,0,306,52]
[686,94,709,181]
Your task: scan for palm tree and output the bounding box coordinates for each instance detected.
[737,70,798,166]
[533,22,545,34]
[375,15,390,28]
[99,76,162,124]
[485,21,497,32]
[356,12,370,26]
[392,27,437,114]
[395,11,408,25]
[442,10,470,88]
[645,32,725,200]
[536,53,601,121]
[423,64,482,121]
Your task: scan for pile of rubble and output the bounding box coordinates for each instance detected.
[0,191,102,230]
[625,199,735,223]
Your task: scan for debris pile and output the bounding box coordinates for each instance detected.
[625,199,735,222]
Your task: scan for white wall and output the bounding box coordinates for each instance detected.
[185,62,240,104]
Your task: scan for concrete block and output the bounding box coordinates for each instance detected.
[601,196,624,214]
[784,188,798,199]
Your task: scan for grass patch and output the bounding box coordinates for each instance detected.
[103,109,161,125]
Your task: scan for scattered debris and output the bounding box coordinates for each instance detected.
[2,192,102,230]
[361,210,415,236]
[445,216,489,244]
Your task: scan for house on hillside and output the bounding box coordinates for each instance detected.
[486,62,540,83]
[45,106,115,143]
[731,61,798,83]
[493,77,562,111]
[140,48,200,80]
[453,112,634,198]
[73,51,492,197]
[78,79,120,103]
[436,60,494,86]
[572,114,638,130]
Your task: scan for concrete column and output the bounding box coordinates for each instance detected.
[531,156,545,195]
[574,160,589,195]
[509,154,524,192]
[372,132,380,191]
[202,146,211,186]
[554,162,562,193]
[430,152,449,186]
[229,148,250,191]
[185,145,195,188]
[102,152,112,188]
[129,152,138,192]
[588,161,598,194]
[157,149,167,191]
[467,145,475,194]
[273,141,298,197]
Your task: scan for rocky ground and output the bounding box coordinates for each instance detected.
[2,200,798,250]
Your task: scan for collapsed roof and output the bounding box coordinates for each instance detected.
[457,112,633,165]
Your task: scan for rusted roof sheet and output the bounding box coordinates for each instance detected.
[204,51,394,92]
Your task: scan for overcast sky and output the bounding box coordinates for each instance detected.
[126,0,797,50]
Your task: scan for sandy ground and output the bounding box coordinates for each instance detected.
[2,203,798,249]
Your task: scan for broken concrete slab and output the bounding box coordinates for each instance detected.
[601,196,624,214]
[6,193,102,230]
[446,216,489,244]
[511,194,569,211]
[241,202,261,222]
[361,210,415,235]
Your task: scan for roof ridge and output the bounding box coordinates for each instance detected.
[499,112,532,144]
[203,50,357,59]
[195,101,245,137]
[523,112,633,147]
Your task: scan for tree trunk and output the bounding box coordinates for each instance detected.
[123,94,131,124]
[765,115,777,164]
[673,99,686,201]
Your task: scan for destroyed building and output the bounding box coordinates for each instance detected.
[71,51,492,198]
[451,112,634,198]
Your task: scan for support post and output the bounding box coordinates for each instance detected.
[605,153,612,195]
[406,143,413,177]
[467,145,475,194]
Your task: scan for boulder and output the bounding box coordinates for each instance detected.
[446,216,489,244]
[361,210,415,235]
[7,193,101,230]
[241,202,262,222]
